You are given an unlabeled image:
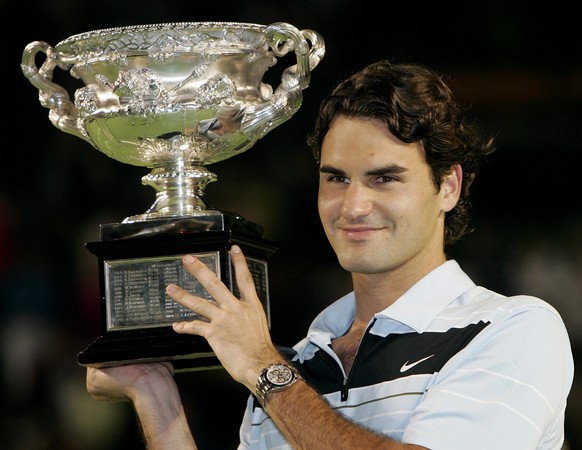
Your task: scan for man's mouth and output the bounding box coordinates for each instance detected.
[339,226,382,240]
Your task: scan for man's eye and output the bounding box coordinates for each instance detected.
[327,175,349,184]
[374,175,396,183]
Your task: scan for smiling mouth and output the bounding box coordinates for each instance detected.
[339,226,383,240]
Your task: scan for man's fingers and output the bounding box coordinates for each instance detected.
[167,246,262,338]
[180,253,236,305]
[166,283,217,318]
[172,318,210,336]
[230,245,259,302]
[166,284,214,336]
[179,246,257,304]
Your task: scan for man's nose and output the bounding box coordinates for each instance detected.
[340,184,373,219]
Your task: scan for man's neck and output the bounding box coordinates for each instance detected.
[351,256,446,323]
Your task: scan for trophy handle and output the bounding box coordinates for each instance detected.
[243,23,326,138]
[267,23,325,90]
[21,41,90,143]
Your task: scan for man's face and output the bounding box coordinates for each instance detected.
[318,116,459,276]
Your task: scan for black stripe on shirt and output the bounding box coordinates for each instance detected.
[301,320,490,396]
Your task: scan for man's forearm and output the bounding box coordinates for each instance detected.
[132,376,198,450]
[264,380,426,450]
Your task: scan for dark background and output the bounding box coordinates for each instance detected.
[2,0,581,448]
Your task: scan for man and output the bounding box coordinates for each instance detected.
[86,60,574,449]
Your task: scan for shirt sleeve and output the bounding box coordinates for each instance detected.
[236,395,255,450]
[402,300,574,450]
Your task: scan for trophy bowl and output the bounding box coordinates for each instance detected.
[21,22,325,371]
[22,21,325,222]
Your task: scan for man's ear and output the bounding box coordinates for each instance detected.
[441,164,462,213]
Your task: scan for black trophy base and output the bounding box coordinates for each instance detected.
[77,327,221,372]
[77,212,277,372]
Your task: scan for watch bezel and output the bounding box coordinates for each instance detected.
[265,364,294,386]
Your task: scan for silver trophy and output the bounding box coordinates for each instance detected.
[21,22,325,371]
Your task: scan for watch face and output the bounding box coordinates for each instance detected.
[266,365,293,386]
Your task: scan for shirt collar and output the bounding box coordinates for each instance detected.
[308,260,476,340]
[374,259,476,333]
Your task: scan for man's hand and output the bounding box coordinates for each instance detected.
[166,245,282,391]
[86,362,174,403]
[86,362,197,449]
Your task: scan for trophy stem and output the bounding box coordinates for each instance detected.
[123,164,219,223]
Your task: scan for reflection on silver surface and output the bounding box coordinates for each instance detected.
[22,22,325,221]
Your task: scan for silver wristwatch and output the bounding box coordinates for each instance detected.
[255,363,300,407]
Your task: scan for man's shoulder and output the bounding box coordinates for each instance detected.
[455,286,570,344]
[468,286,562,316]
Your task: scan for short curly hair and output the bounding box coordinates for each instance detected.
[307,60,495,246]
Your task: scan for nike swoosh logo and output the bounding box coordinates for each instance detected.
[399,354,435,372]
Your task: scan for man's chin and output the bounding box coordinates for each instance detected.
[338,258,378,274]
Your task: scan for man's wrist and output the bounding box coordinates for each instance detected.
[255,363,301,407]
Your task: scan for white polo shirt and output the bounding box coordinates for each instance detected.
[238,260,574,449]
